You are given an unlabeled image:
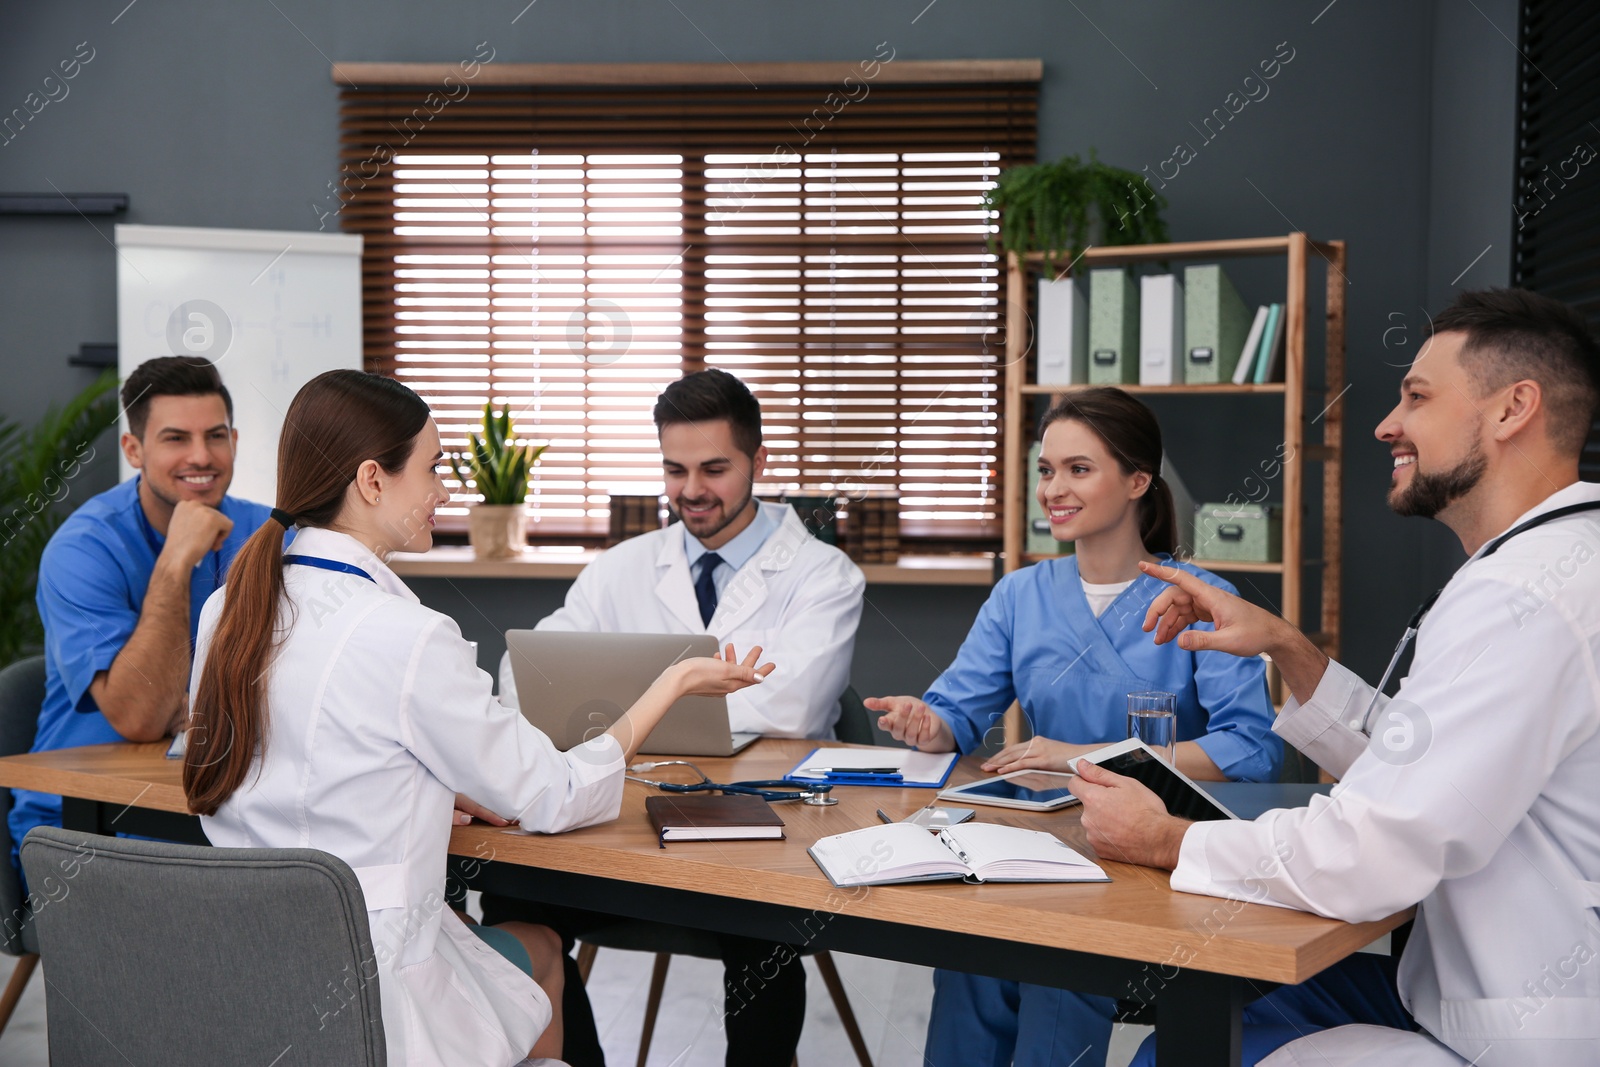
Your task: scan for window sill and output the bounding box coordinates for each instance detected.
[388,545,997,586]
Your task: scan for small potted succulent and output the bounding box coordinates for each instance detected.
[448,403,545,560]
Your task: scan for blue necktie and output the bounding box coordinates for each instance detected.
[694,552,723,627]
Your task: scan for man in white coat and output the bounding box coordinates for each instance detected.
[1073,288,1600,1067]
[494,368,866,1066]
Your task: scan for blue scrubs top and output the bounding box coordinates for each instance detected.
[8,477,272,858]
[924,555,1282,783]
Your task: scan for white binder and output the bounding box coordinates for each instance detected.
[1036,275,1087,385]
[1138,274,1185,386]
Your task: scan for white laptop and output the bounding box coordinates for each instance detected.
[503,630,760,757]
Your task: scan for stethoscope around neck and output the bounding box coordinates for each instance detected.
[1358,500,1600,733]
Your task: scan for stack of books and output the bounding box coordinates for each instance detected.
[606,494,664,547]
[844,493,900,563]
[1233,302,1287,384]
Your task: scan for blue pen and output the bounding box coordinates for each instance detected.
[821,771,903,782]
[803,766,901,775]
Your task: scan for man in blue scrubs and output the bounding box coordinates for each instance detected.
[8,357,272,865]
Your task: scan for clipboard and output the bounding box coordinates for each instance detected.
[785,746,959,788]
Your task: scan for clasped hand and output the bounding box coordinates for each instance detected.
[162,499,234,569]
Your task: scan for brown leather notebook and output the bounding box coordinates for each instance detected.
[645,794,786,847]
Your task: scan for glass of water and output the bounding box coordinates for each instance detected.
[1127,691,1177,763]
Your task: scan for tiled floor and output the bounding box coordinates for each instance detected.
[0,956,46,1065]
[0,949,1151,1066]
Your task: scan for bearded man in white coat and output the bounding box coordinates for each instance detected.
[1073,288,1600,1067]
[493,368,865,1067]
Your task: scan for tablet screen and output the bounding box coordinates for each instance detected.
[956,772,1078,807]
[1095,749,1232,822]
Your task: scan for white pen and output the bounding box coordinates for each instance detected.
[940,830,973,865]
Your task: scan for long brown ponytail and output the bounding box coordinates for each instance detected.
[185,370,430,815]
[1038,387,1177,555]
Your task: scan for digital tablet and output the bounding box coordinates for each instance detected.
[1071,739,1238,822]
[937,770,1082,812]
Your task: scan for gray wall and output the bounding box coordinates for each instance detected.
[0,0,1519,687]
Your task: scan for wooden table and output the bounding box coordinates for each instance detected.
[0,740,1409,1066]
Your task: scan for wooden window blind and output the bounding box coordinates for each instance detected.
[1513,4,1600,479]
[335,61,1039,537]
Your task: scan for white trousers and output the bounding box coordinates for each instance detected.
[1262,1025,1466,1066]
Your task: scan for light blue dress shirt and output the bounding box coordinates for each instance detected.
[683,500,783,598]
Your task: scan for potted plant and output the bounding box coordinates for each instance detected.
[985,152,1169,267]
[448,403,545,560]
[0,369,119,668]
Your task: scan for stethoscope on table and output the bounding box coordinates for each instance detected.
[626,760,838,806]
[1358,499,1600,733]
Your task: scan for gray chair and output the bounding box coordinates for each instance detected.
[0,654,46,1037]
[574,686,878,1067]
[20,826,386,1066]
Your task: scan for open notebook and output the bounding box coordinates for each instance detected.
[809,822,1110,886]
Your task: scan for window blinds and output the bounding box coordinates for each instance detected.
[335,61,1039,537]
[1513,5,1600,479]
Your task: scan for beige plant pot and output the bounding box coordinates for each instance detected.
[467,504,526,560]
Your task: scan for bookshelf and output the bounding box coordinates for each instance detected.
[1000,232,1347,662]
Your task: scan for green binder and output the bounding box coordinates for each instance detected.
[1183,265,1252,384]
[1087,268,1139,385]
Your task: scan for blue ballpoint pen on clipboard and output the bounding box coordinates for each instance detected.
[815,771,904,783]
[801,765,903,783]
[786,746,959,788]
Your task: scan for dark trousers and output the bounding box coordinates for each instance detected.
[480,894,807,1067]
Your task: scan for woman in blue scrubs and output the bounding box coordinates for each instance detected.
[869,386,1281,1067]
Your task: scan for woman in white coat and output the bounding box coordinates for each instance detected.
[184,369,770,1066]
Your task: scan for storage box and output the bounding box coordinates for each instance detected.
[1193,502,1281,563]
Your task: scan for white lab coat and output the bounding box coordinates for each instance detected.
[195,527,624,1067]
[498,501,865,738]
[1172,482,1600,1067]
